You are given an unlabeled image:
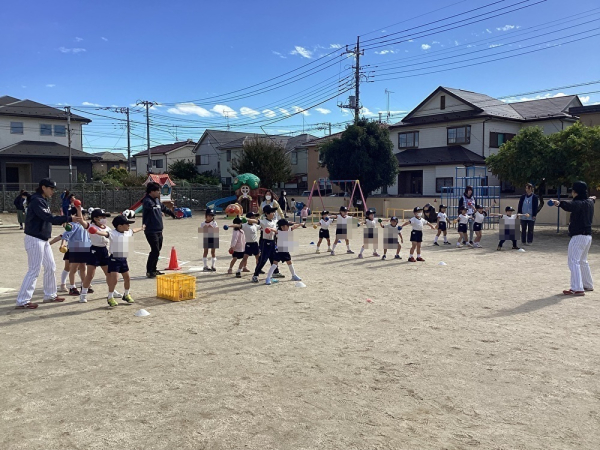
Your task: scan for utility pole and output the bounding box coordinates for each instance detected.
[328,122,332,136]
[338,36,364,125]
[385,89,394,123]
[136,100,157,174]
[101,106,132,172]
[65,106,72,188]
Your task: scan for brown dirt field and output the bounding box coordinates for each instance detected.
[0,214,599,450]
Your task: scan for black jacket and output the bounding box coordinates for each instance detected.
[518,194,539,218]
[559,197,595,236]
[142,195,175,233]
[14,195,25,211]
[25,193,70,241]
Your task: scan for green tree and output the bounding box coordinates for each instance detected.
[168,160,198,181]
[101,167,145,187]
[230,137,292,190]
[319,119,398,198]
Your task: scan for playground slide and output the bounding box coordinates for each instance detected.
[206,195,237,213]
[127,198,144,215]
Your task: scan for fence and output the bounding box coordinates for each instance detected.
[1,183,233,214]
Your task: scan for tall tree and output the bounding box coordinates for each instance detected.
[319,119,398,198]
[230,137,292,190]
[168,160,198,181]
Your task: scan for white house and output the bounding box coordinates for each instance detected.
[387,86,582,196]
[133,139,197,175]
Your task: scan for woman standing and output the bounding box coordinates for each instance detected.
[279,190,289,217]
[260,189,284,220]
[458,186,477,245]
[518,183,539,245]
[13,190,28,230]
[61,189,74,216]
[16,179,72,309]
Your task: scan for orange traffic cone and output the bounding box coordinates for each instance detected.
[166,246,181,270]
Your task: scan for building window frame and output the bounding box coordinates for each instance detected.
[440,95,446,110]
[54,124,66,137]
[489,131,516,148]
[40,123,53,136]
[398,131,419,149]
[436,177,454,193]
[291,151,298,165]
[226,150,232,162]
[10,122,23,134]
[447,125,471,145]
[152,159,164,169]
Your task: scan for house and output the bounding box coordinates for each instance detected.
[300,132,343,192]
[0,95,94,187]
[387,86,582,196]
[92,151,128,174]
[569,105,600,127]
[133,139,196,175]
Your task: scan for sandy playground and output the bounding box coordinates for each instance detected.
[0,214,599,450]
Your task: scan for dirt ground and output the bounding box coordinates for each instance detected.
[1,213,599,450]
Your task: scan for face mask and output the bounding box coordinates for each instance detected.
[283,192,286,196]
[99,218,107,225]
[416,213,422,218]
[265,196,271,201]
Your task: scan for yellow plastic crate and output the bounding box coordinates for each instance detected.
[156,273,196,301]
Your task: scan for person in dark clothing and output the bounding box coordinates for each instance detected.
[518,183,539,245]
[14,190,28,229]
[142,182,177,278]
[551,181,596,296]
[458,186,477,244]
[16,179,72,309]
[61,190,74,216]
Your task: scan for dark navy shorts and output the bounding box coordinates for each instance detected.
[410,230,423,243]
[473,222,483,232]
[438,222,447,231]
[108,256,129,274]
[87,246,110,267]
[319,229,330,239]
[245,242,260,256]
[67,249,89,264]
[274,251,292,262]
[458,223,468,233]
[232,251,245,259]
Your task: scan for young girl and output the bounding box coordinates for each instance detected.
[228,217,246,275]
[265,219,303,285]
[401,207,435,262]
[300,204,309,228]
[358,209,380,258]
[455,207,472,248]
[329,206,354,255]
[59,214,91,296]
[240,212,260,277]
[489,207,529,250]
[433,204,450,246]
[315,210,332,253]
[380,216,403,260]
[252,205,278,283]
[473,204,487,248]
[50,232,87,294]
[200,208,218,271]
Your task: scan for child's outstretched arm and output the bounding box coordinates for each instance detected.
[291,223,303,231]
[49,235,63,245]
[93,228,110,237]
[132,225,145,234]
[517,213,530,218]
[400,221,410,227]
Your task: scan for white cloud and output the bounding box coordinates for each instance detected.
[240,107,260,118]
[290,46,313,59]
[408,39,414,42]
[375,50,396,55]
[486,28,492,34]
[361,107,377,118]
[421,44,431,50]
[329,43,342,49]
[75,37,83,42]
[454,40,460,46]
[279,108,290,116]
[489,44,502,48]
[340,108,351,116]
[497,25,516,31]
[315,107,331,114]
[503,92,570,103]
[101,37,108,41]
[82,101,101,106]
[580,96,590,104]
[272,51,286,59]
[211,104,237,118]
[263,109,276,118]
[167,103,213,117]
[432,40,440,44]
[292,106,309,116]
[58,47,86,54]
[46,84,56,88]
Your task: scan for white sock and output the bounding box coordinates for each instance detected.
[212,257,217,268]
[108,291,114,299]
[331,243,337,251]
[288,264,297,277]
[359,246,364,255]
[236,267,242,273]
[417,254,421,258]
[124,289,130,296]
[434,235,438,243]
[61,270,69,285]
[266,264,278,281]
[81,288,88,295]
[346,244,351,250]
[444,236,448,243]
[316,244,320,249]
[203,257,208,268]
[70,284,76,289]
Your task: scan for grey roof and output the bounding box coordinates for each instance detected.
[509,96,581,120]
[93,151,127,162]
[0,97,91,122]
[133,140,196,156]
[0,141,98,159]
[205,130,256,146]
[570,104,600,115]
[216,133,317,151]
[396,146,485,167]
[444,87,523,120]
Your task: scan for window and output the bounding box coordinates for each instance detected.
[222,177,232,186]
[195,154,210,165]
[398,131,419,149]
[54,125,66,137]
[381,184,388,195]
[152,159,163,169]
[489,132,516,148]
[436,177,454,193]
[10,122,23,134]
[40,124,52,136]
[447,125,471,145]
[226,150,231,162]
[440,95,446,110]
[291,151,298,165]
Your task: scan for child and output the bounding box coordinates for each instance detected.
[300,204,309,228]
[455,207,472,248]
[200,208,218,271]
[265,219,303,285]
[489,206,529,251]
[358,208,380,258]
[228,217,246,275]
[59,212,91,296]
[315,210,332,254]
[381,216,403,260]
[252,205,278,283]
[240,212,260,277]
[49,233,87,294]
[433,204,450,246]
[91,214,143,307]
[401,206,435,262]
[329,206,354,255]
[473,204,487,248]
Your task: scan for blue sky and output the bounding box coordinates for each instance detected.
[1,0,599,155]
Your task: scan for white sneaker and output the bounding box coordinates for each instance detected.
[327,248,332,252]
[113,290,123,299]
[467,242,474,248]
[456,243,462,248]
[330,251,336,256]
[58,285,68,293]
[316,249,320,254]
[79,295,87,303]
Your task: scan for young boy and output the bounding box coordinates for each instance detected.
[315,210,332,254]
[228,217,246,275]
[240,212,260,277]
[91,214,143,307]
[433,204,450,246]
[329,206,355,255]
[358,208,380,258]
[265,219,303,285]
[59,210,91,296]
[401,206,435,262]
[300,204,309,228]
[199,208,218,271]
[473,204,487,248]
[252,205,278,283]
[381,216,403,260]
[489,206,529,250]
[455,207,472,248]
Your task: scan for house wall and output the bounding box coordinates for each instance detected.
[0,116,84,150]
[290,148,308,175]
[164,145,195,170]
[522,119,569,135]
[194,137,221,175]
[0,156,93,187]
[93,161,127,175]
[134,144,195,175]
[578,112,600,127]
[410,91,474,117]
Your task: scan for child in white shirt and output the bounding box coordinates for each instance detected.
[358,209,380,258]
[380,216,404,260]
[228,217,246,275]
[433,204,450,246]
[329,206,354,255]
[200,208,218,271]
[315,210,332,253]
[240,212,260,277]
[401,206,435,262]
[455,207,472,248]
[473,204,487,248]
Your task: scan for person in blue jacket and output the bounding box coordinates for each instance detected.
[16,179,74,309]
[60,189,74,216]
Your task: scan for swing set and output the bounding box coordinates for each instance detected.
[304,179,368,223]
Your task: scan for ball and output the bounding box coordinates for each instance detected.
[548,200,554,206]
[313,224,317,229]
[241,218,247,223]
[223,225,229,230]
[265,228,271,234]
[59,246,68,254]
[89,226,98,234]
[229,248,234,255]
[378,218,383,223]
[65,223,72,232]
[73,199,81,207]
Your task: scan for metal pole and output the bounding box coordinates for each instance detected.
[354,36,360,125]
[146,103,151,174]
[126,107,131,173]
[557,186,561,233]
[65,106,72,188]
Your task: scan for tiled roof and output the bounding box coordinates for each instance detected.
[216,133,317,151]
[570,105,600,115]
[444,87,524,120]
[133,140,195,156]
[0,141,98,159]
[509,96,579,120]
[93,151,127,162]
[396,146,485,167]
[0,97,90,122]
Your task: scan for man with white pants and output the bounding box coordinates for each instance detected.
[16,178,72,309]
[551,181,596,296]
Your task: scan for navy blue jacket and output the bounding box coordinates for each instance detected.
[25,193,70,241]
[14,195,25,211]
[559,197,595,236]
[518,194,539,218]
[142,194,175,233]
